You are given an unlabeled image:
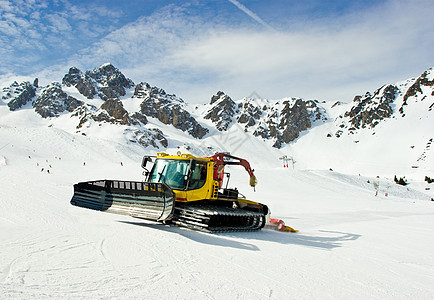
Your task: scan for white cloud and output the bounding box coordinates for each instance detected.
[0,0,125,75]
[0,0,16,13]
[2,0,433,105]
[0,19,19,35]
[46,14,72,32]
[66,0,433,104]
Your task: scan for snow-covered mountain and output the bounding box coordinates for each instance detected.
[1,63,433,175]
[202,91,326,148]
[313,68,434,175]
[334,68,433,133]
[1,64,433,299]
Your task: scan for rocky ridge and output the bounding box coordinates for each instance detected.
[333,67,434,138]
[2,80,37,111]
[62,63,134,101]
[204,91,239,131]
[136,82,208,139]
[203,92,326,148]
[1,64,432,152]
[0,64,208,149]
[344,84,397,130]
[34,83,84,118]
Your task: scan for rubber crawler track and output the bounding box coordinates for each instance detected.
[172,205,266,233]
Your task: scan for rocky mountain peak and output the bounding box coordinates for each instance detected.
[210,91,227,105]
[237,99,263,128]
[2,80,37,111]
[2,63,431,153]
[62,67,96,99]
[343,84,397,130]
[202,92,326,148]
[405,68,434,99]
[87,63,135,100]
[33,82,84,118]
[136,82,208,139]
[334,67,434,138]
[400,68,434,115]
[134,82,180,104]
[204,91,238,131]
[62,63,134,101]
[251,98,325,148]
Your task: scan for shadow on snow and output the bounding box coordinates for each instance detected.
[119,220,361,251]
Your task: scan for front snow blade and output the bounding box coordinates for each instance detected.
[70,180,175,221]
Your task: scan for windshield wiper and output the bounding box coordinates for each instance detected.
[157,165,166,183]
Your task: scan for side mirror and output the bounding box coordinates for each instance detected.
[141,156,152,169]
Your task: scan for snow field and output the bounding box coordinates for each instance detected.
[1,123,434,299]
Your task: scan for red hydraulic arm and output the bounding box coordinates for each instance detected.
[210,153,257,188]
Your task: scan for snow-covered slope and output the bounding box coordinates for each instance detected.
[0,116,433,299]
[283,68,434,176]
[0,64,433,298]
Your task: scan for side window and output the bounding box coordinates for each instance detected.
[189,162,207,189]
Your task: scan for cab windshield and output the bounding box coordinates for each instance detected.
[148,158,208,190]
[149,159,190,190]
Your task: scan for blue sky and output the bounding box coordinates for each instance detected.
[1,0,433,103]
